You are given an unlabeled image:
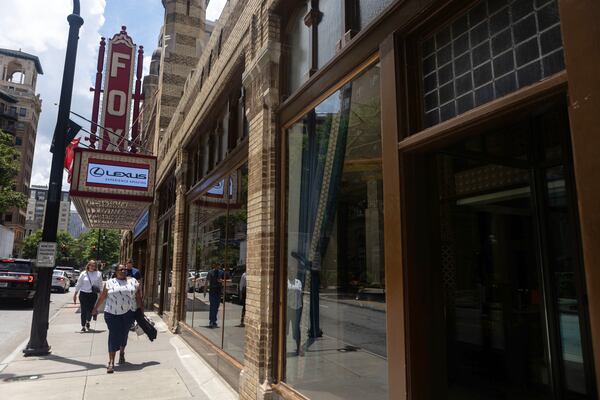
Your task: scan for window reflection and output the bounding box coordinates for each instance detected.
[183,163,248,363]
[285,63,387,400]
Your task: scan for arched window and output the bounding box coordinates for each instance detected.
[9,71,25,84]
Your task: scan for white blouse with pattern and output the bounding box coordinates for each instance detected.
[104,277,139,315]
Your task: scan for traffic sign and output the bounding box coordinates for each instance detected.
[36,242,57,267]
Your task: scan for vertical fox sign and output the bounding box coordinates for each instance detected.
[98,26,136,152]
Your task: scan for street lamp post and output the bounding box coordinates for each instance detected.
[24,0,83,356]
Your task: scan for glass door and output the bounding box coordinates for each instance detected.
[429,104,595,399]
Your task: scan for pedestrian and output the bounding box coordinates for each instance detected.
[238,270,247,327]
[287,270,304,356]
[92,264,142,373]
[125,259,142,281]
[204,263,223,328]
[73,260,103,332]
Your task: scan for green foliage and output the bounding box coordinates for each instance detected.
[22,230,77,266]
[0,129,26,212]
[75,229,121,267]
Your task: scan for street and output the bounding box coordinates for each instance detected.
[0,291,72,366]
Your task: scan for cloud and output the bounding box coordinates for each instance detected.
[0,0,107,190]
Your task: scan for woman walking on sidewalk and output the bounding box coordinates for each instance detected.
[73,260,103,332]
[92,264,143,373]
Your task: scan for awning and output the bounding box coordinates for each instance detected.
[69,148,156,229]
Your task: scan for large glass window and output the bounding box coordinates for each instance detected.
[287,2,310,93]
[285,0,394,95]
[183,163,248,363]
[285,63,387,399]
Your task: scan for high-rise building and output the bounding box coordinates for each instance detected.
[25,185,70,236]
[67,210,86,239]
[0,48,43,256]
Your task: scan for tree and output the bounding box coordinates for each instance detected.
[22,230,77,265]
[75,229,121,267]
[0,129,26,213]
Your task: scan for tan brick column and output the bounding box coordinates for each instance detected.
[167,148,189,331]
[144,196,160,309]
[239,12,281,400]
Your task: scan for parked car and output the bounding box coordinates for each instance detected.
[0,258,37,304]
[194,271,208,292]
[72,269,81,282]
[51,270,70,293]
[55,266,76,286]
[187,271,197,293]
[222,266,246,301]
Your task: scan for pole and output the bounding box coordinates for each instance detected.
[96,228,100,261]
[24,1,83,356]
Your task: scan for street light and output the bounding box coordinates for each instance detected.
[24,0,83,356]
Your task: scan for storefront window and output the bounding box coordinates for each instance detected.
[317,0,341,69]
[285,63,387,399]
[287,2,310,93]
[183,163,248,363]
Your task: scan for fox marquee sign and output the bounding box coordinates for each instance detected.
[95,26,141,152]
[69,148,156,229]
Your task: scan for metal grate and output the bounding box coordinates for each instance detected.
[421,0,565,128]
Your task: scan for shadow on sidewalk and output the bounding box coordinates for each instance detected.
[1,355,160,382]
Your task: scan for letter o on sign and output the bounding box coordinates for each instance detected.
[107,90,126,117]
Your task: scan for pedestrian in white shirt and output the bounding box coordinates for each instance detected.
[92,264,143,373]
[73,260,103,332]
[287,270,304,356]
[238,270,247,327]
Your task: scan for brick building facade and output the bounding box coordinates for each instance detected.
[129,0,600,399]
[0,49,42,256]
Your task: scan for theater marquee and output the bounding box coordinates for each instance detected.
[69,148,156,229]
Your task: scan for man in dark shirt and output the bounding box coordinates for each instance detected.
[204,263,223,328]
[126,259,142,281]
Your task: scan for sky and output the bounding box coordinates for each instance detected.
[0,0,226,190]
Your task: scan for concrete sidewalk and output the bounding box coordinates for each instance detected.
[0,302,237,400]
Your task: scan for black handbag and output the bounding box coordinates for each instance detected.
[134,308,157,341]
[87,272,101,294]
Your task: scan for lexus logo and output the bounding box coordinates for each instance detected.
[90,167,105,177]
[88,165,147,180]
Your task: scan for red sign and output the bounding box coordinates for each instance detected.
[99,27,136,152]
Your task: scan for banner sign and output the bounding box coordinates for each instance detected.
[99,27,136,152]
[133,207,149,238]
[86,159,149,190]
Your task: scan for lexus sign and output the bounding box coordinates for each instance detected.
[86,159,149,189]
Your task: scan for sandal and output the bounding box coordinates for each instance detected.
[107,363,114,374]
[118,353,125,365]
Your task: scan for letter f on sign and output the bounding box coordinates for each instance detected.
[111,52,130,77]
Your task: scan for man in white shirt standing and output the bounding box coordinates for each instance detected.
[238,270,247,327]
[287,269,304,356]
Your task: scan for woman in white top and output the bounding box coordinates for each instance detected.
[92,264,143,373]
[73,260,103,332]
